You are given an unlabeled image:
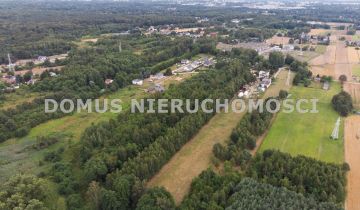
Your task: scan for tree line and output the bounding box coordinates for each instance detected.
[73,48,258,209]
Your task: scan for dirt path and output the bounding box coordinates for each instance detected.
[147,70,293,204]
[345,116,360,210]
[334,42,353,80]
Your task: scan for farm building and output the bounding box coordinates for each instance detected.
[132,79,143,86]
[323,82,330,90]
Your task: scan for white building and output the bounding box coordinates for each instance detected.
[132,79,143,86]
[258,71,270,79]
[238,90,249,98]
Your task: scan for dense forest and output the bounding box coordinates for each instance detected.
[2,1,358,64]
[178,169,342,210]
[247,150,348,204]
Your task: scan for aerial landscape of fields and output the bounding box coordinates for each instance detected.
[0,0,360,209]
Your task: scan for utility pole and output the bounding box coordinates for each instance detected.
[7,53,15,72]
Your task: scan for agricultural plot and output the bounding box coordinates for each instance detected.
[345,116,360,210]
[310,41,354,79]
[310,45,336,66]
[348,47,360,64]
[265,36,291,45]
[344,82,360,109]
[259,82,344,164]
[335,42,352,79]
[308,29,329,36]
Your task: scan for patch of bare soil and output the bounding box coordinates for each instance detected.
[344,82,360,108]
[345,116,360,210]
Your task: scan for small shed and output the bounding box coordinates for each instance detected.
[323,82,330,90]
[132,79,143,86]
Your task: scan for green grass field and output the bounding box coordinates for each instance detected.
[316,45,327,54]
[353,65,360,77]
[259,82,344,164]
[352,35,360,41]
[0,86,144,181]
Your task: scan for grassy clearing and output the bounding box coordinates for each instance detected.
[0,88,45,110]
[289,51,319,62]
[316,45,327,54]
[259,82,344,164]
[353,65,360,77]
[148,70,294,204]
[352,35,360,41]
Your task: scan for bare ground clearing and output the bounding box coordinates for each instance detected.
[344,82,360,109]
[265,36,291,45]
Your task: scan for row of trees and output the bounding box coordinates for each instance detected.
[288,56,313,86]
[78,49,259,209]
[213,109,273,168]
[179,168,341,210]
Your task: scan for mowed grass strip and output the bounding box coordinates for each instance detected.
[259,82,344,164]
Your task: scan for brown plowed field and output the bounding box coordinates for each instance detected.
[345,116,360,210]
[344,82,360,108]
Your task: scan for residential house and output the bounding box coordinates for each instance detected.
[283,45,295,51]
[203,58,214,67]
[209,32,218,38]
[181,59,190,65]
[105,79,114,85]
[258,71,270,79]
[38,56,47,62]
[259,78,272,91]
